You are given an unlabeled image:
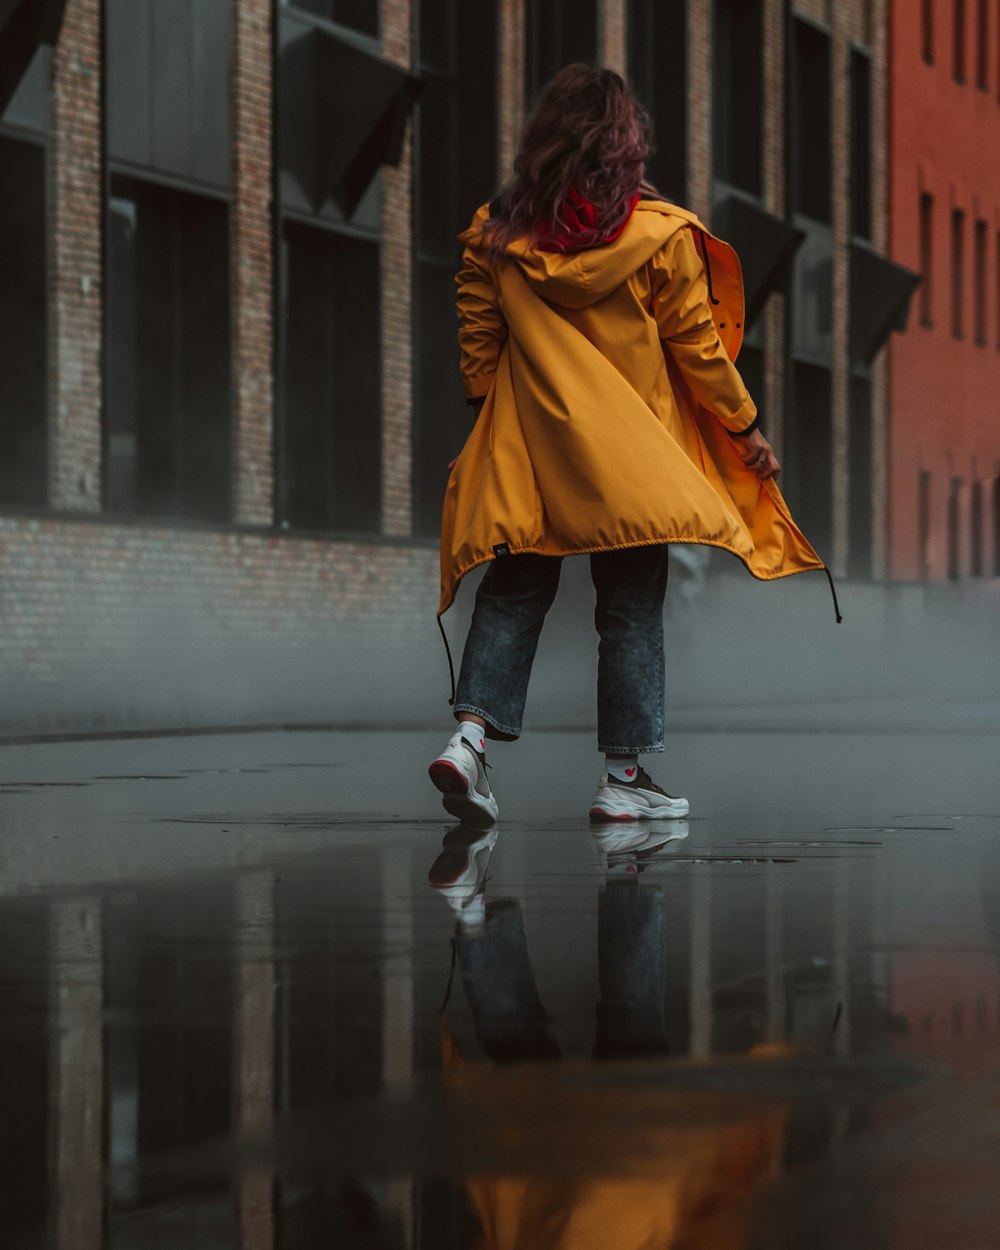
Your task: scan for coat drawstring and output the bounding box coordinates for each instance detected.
[823,567,844,623]
[697,230,721,306]
[437,614,457,705]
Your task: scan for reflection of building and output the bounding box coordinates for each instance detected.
[0,0,917,732]
[887,0,1000,581]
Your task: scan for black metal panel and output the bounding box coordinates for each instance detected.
[0,44,47,133]
[0,134,46,506]
[790,221,834,365]
[525,0,597,103]
[106,0,231,190]
[849,243,921,365]
[629,0,686,202]
[278,13,421,219]
[189,0,231,185]
[713,194,804,325]
[150,0,193,176]
[0,0,66,115]
[106,0,151,167]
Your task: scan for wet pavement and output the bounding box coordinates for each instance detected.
[2,711,1000,1249]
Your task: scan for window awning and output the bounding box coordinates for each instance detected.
[849,243,920,365]
[0,0,66,114]
[712,194,805,324]
[279,19,422,219]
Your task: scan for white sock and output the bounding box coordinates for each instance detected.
[606,754,639,783]
[458,720,487,756]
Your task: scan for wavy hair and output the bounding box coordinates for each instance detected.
[484,64,654,258]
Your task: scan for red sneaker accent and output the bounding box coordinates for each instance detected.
[589,809,637,822]
[429,760,470,796]
[625,767,636,778]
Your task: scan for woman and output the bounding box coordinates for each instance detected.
[428,65,831,825]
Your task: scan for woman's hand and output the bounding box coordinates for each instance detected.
[733,429,780,480]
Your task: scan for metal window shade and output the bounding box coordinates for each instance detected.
[279,18,422,219]
[849,243,921,366]
[712,195,805,326]
[0,0,66,115]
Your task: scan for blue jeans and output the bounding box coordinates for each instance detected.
[454,546,669,753]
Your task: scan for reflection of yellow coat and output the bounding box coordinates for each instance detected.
[442,1025,788,1250]
[439,199,825,615]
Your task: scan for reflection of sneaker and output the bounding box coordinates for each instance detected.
[428,828,499,930]
[589,767,689,821]
[592,822,689,873]
[428,732,499,825]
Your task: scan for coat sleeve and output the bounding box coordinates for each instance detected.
[650,229,758,435]
[455,242,508,400]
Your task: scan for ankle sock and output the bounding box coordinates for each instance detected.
[606,754,639,783]
[458,720,487,756]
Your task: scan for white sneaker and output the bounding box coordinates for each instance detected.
[428,732,499,825]
[589,766,689,822]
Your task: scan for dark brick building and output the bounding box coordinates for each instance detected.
[0,0,915,733]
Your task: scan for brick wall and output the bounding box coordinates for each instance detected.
[762,0,787,459]
[498,0,525,181]
[48,0,102,513]
[232,0,274,527]
[0,515,441,733]
[599,0,627,74]
[380,0,414,537]
[687,0,712,225]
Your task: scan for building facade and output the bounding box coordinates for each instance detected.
[888,0,1000,580]
[0,0,916,732]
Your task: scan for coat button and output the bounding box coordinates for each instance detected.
[719,322,726,329]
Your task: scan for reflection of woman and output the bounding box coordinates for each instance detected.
[428,65,830,827]
[430,845,787,1250]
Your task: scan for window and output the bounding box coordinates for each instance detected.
[714,0,763,198]
[996,228,1000,347]
[923,0,935,62]
[525,0,597,103]
[787,363,833,557]
[413,0,499,536]
[629,0,687,200]
[280,0,378,38]
[104,0,233,520]
[848,376,873,578]
[974,219,987,343]
[793,19,832,223]
[278,224,381,532]
[919,193,934,325]
[851,49,872,240]
[994,478,1000,574]
[976,0,989,86]
[947,477,963,578]
[106,179,231,520]
[971,479,984,574]
[0,135,46,508]
[951,207,965,338]
[954,0,967,80]
[918,470,933,579]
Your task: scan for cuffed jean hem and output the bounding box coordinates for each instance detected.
[599,742,664,755]
[453,703,521,743]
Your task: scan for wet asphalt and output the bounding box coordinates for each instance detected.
[1,709,999,1248]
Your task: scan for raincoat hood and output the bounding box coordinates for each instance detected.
[459,202,692,310]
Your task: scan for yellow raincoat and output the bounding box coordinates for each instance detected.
[439,199,829,617]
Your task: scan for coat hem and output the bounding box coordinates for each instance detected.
[438,536,828,617]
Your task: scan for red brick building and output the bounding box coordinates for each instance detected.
[0,0,915,733]
[888,0,1000,579]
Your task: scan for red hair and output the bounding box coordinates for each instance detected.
[484,64,653,258]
